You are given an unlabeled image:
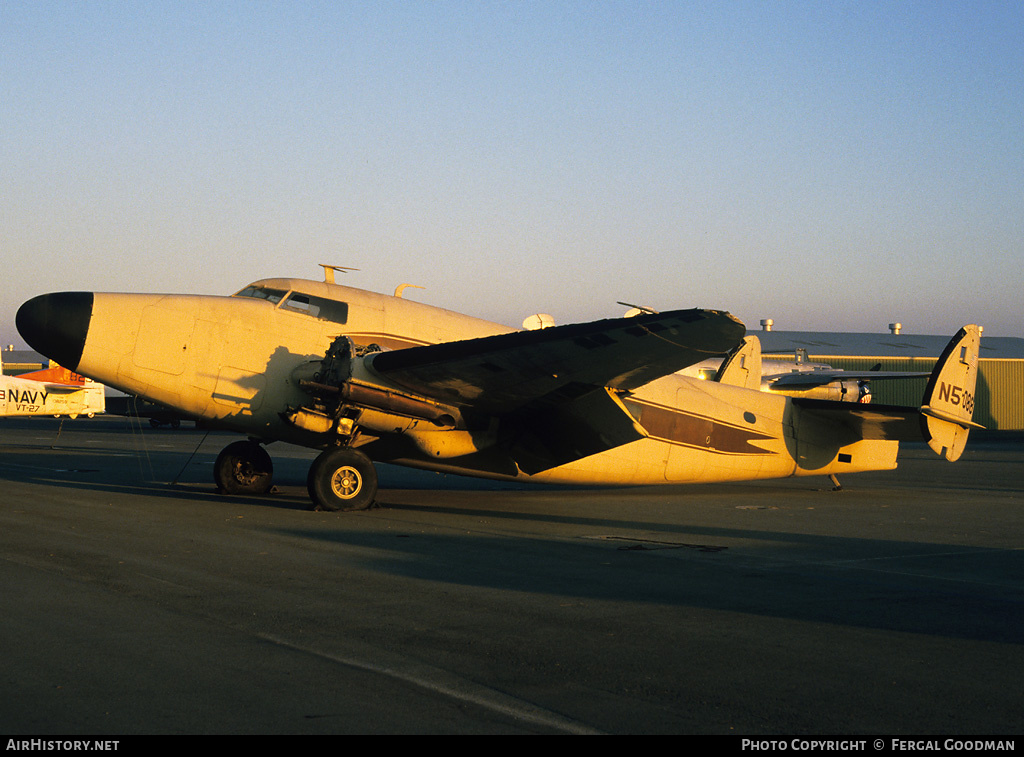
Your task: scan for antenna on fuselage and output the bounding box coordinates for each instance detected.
[394,284,425,298]
[320,264,360,285]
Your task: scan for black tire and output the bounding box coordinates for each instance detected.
[307,447,378,512]
[214,440,274,495]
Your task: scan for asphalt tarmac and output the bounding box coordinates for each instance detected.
[1,417,1021,735]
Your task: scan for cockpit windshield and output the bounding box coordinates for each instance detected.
[234,286,286,304]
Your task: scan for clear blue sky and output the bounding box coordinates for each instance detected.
[3,0,1022,347]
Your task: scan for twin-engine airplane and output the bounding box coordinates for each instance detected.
[16,267,981,511]
[0,354,105,419]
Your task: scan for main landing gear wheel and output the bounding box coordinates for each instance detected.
[214,440,274,495]
[307,447,378,512]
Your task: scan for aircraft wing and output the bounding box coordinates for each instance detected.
[767,370,930,389]
[368,308,745,414]
[364,308,743,473]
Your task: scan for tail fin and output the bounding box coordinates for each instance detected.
[920,325,983,461]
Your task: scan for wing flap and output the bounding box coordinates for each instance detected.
[367,308,745,413]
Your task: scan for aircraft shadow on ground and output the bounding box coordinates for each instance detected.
[4,448,1022,646]
[271,505,1024,647]
[4,420,1022,647]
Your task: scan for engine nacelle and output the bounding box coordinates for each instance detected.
[769,379,871,403]
[283,335,471,447]
[808,379,871,403]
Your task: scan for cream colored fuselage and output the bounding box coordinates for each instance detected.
[73,278,897,486]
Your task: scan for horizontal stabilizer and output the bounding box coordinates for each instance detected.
[920,404,984,430]
[791,400,922,443]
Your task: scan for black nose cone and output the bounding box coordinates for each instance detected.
[16,292,94,371]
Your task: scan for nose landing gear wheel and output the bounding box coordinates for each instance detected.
[307,447,378,512]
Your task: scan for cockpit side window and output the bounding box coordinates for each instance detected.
[282,292,349,324]
[282,293,319,316]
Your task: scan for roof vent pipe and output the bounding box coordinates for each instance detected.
[889,322,902,335]
[760,319,773,332]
